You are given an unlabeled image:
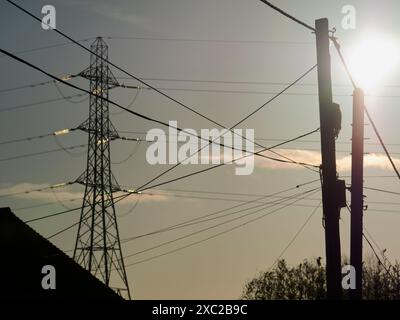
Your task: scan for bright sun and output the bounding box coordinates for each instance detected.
[347,34,399,93]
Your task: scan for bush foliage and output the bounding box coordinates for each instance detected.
[242,257,400,300]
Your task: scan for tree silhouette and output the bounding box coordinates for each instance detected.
[241,257,400,300]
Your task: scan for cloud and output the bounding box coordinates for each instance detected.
[337,153,400,172]
[0,183,81,202]
[256,149,320,170]
[118,192,169,204]
[0,183,169,205]
[255,149,400,172]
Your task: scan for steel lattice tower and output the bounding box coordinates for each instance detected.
[73,37,131,299]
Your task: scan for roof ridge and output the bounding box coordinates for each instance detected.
[1,207,123,299]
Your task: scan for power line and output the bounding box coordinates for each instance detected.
[118,130,400,148]
[364,199,400,207]
[1,79,320,96]
[117,85,400,99]
[118,77,319,86]
[0,38,96,58]
[116,65,320,178]
[120,136,400,156]
[123,188,320,267]
[46,221,80,240]
[1,135,318,220]
[136,190,400,212]
[141,185,320,200]
[117,76,327,87]
[363,233,390,272]
[41,190,150,240]
[30,186,400,245]
[363,227,394,273]
[52,135,87,158]
[332,38,400,181]
[49,183,75,210]
[23,181,321,252]
[6,1,399,185]
[258,0,316,32]
[269,201,321,270]
[0,48,317,171]
[0,132,56,146]
[121,67,319,177]
[364,186,400,197]
[3,1,327,193]
[123,79,324,189]
[110,86,141,116]
[105,35,313,45]
[116,86,319,96]
[17,179,318,230]
[24,206,81,223]
[139,186,400,205]
[365,208,400,214]
[13,197,81,212]
[15,191,273,214]
[117,197,141,218]
[235,66,317,126]
[5,1,398,280]
[53,80,90,104]
[0,144,86,162]
[123,188,319,242]
[134,66,318,191]
[29,191,138,240]
[15,187,396,229]
[0,77,322,95]
[131,128,321,194]
[345,205,395,280]
[0,127,76,146]
[0,182,72,199]
[7,77,400,99]
[118,77,400,90]
[364,107,400,180]
[122,188,320,259]
[0,74,76,94]
[111,139,142,165]
[3,23,396,190]
[66,197,326,252]
[0,79,54,93]
[5,0,242,130]
[0,94,88,113]
[332,39,357,89]
[149,192,400,212]
[154,192,320,206]
[5,0,319,177]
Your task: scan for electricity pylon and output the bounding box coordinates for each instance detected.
[73,37,131,299]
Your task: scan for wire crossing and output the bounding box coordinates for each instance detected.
[5,0,320,177]
[2,0,398,302]
[123,188,321,268]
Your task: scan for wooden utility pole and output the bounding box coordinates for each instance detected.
[350,88,365,299]
[315,18,342,299]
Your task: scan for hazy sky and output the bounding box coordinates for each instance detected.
[1,0,400,299]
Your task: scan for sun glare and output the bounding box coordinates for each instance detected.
[347,34,399,93]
